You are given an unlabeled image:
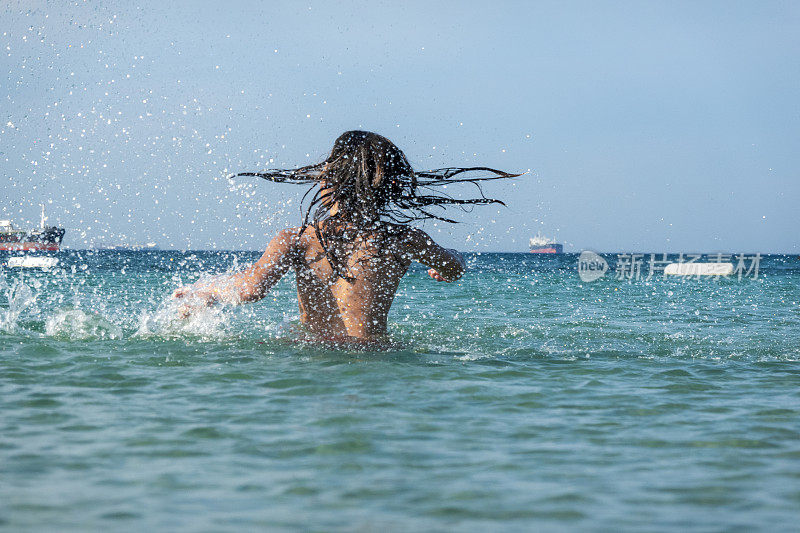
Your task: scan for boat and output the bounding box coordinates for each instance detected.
[0,205,65,251]
[664,262,733,276]
[7,256,60,269]
[529,231,563,254]
[95,242,158,251]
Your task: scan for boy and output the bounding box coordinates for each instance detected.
[173,131,515,343]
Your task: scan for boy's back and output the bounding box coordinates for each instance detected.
[292,224,411,340]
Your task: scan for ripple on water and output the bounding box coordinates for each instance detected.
[181,426,228,439]
[99,510,141,521]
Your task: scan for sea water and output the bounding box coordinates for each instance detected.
[1,251,799,531]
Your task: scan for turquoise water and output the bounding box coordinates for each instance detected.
[2,251,799,531]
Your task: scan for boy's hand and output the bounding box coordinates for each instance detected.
[172,286,217,318]
[172,286,190,298]
[428,268,449,282]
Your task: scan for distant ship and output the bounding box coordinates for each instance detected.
[529,231,563,254]
[0,205,65,251]
[95,243,158,251]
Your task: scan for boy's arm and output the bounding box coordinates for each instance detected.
[402,228,466,282]
[173,228,298,307]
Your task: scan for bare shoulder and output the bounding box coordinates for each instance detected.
[274,227,302,245]
[396,226,465,281]
[395,226,442,263]
[400,227,436,250]
[261,227,304,257]
[277,227,298,235]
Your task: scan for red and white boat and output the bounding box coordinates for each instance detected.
[0,206,65,251]
[529,231,563,254]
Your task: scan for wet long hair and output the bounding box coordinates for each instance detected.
[232,131,520,280]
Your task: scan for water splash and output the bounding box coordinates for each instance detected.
[135,289,231,340]
[0,278,38,333]
[44,309,123,340]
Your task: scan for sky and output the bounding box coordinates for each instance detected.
[2,0,798,252]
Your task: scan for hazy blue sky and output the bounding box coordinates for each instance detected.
[2,1,798,252]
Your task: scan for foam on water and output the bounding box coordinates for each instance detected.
[44,309,123,340]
